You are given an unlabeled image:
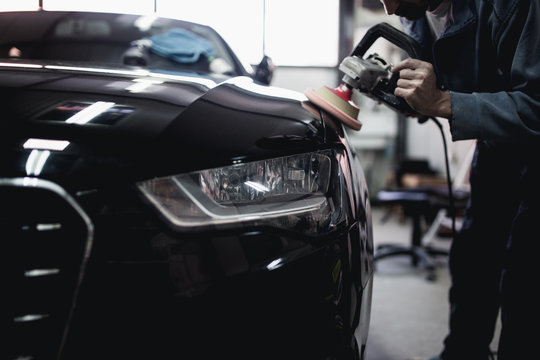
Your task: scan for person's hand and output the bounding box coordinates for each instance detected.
[391,58,452,119]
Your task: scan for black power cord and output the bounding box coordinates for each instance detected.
[424,116,457,239]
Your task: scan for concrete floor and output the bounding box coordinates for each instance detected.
[365,206,501,360]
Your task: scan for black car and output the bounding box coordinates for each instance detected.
[0,10,374,360]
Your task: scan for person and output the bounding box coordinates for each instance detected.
[377,1,540,359]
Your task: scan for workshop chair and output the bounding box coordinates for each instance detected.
[375,186,469,281]
[374,144,475,281]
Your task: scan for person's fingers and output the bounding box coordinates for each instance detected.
[391,58,425,72]
[397,68,423,80]
[396,78,418,89]
[394,86,413,99]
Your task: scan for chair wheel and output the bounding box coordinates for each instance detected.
[426,272,437,281]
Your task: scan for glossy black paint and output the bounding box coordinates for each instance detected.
[0,10,373,360]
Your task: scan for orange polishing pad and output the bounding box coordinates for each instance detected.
[305,85,362,130]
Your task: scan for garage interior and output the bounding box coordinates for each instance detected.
[1,1,495,359]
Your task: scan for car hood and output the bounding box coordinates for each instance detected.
[0,64,328,190]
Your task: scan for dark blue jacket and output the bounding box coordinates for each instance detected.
[400,0,540,142]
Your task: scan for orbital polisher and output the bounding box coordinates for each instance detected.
[305,22,423,130]
[308,23,460,240]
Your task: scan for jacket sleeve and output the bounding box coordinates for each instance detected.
[449,1,540,142]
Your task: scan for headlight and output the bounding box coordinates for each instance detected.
[137,150,344,234]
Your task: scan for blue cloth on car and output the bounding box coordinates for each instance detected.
[146,28,215,64]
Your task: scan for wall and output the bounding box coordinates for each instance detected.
[272,66,339,93]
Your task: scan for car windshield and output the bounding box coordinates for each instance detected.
[0,11,241,76]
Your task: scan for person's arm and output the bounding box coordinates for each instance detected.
[448,0,540,142]
[395,1,540,143]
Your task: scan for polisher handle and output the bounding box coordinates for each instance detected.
[350,22,422,59]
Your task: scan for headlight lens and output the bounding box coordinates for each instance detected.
[137,150,343,234]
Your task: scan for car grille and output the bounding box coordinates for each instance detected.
[0,178,93,360]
